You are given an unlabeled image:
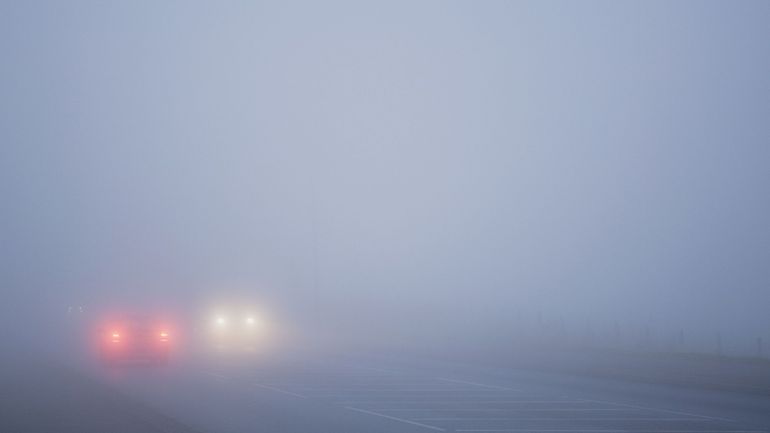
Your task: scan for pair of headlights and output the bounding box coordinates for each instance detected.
[214,316,259,327]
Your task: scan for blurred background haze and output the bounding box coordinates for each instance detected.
[1,1,769,356]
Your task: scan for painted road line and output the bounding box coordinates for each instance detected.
[581,399,735,422]
[454,430,765,433]
[253,383,308,399]
[299,388,504,392]
[372,407,628,412]
[372,408,633,412]
[345,406,446,431]
[351,366,403,374]
[308,390,524,396]
[437,378,520,391]
[289,382,447,387]
[338,400,593,405]
[308,390,520,396]
[414,418,711,421]
[309,389,520,393]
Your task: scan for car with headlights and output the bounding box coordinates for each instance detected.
[98,314,173,365]
[207,310,265,352]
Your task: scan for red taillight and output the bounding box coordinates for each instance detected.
[159,331,169,342]
[111,332,120,343]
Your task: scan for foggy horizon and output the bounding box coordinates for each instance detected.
[2,1,769,355]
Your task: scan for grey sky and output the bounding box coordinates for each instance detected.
[1,1,769,349]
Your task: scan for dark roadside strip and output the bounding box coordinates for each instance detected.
[432,348,770,397]
[0,354,203,433]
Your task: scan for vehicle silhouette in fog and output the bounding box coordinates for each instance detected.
[206,309,265,353]
[98,314,172,366]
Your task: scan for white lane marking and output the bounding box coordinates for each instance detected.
[339,400,590,405]
[372,408,630,412]
[284,382,444,387]
[353,366,402,374]
[437,378,519,391]
[253,383,307,399]
[456,430,765,433]
[309,391,523,398]
[204,372,226,379]
[415,417,711,421]
[581,399,735,422]
[308,391,520,403]
[300,387,507,391]
[309,389,519,393]
[345,406,445,431]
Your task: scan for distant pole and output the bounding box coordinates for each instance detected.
[309,155,320,326]
[757,337,764,358]
[644,325,651,349]
[312,238,319,324]
[678,329,685,351]
[584,318,593,346]
[716,332,723,357]
[536,311,543,346]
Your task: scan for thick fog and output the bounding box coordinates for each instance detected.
[2,1,769,357]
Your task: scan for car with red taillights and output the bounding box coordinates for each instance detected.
[99,314,173,365]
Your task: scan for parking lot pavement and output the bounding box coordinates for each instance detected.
[194,357,769,433]
[0,352,201,433]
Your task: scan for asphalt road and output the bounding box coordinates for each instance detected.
[0,351,200,433]
[62,351,770,433]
